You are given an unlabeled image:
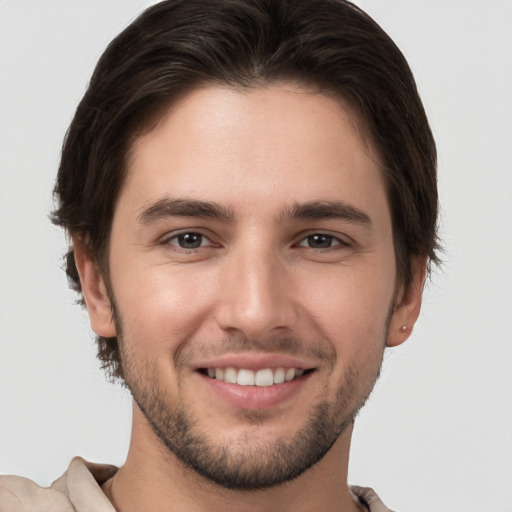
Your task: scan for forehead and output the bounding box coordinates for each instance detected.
[122,83,388,224]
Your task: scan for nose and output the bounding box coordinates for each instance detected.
[215,242,298,340]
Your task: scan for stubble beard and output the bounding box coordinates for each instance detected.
[118,334,384,491]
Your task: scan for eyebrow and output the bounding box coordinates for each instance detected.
[137,198,234,225]
[137,197,372,229]
[280,200,373,227]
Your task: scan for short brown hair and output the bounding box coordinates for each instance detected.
[52,0,439,379]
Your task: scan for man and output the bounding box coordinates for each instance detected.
[0,0,439,510]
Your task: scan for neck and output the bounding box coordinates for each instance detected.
[103,404,364,512]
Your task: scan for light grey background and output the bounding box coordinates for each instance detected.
[1,1,511,511]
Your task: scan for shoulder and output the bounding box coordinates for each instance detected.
[350,485,397,512]
[0,457,117,512]
[0,474,74,512]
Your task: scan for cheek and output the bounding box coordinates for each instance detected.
[110,261,218,349]
[299,261,395,351]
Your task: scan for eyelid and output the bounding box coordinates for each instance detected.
[160,229,218,248]
[294,230,352,248]
[157,228,353,250]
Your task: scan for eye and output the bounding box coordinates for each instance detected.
[167,232,211,250]
[297,233,345,249]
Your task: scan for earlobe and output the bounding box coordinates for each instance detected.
[386,258,427,347]
[73,241,117,338]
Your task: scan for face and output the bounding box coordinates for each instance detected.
[80,83,421,490]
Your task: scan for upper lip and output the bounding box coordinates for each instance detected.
[193,353,316,371]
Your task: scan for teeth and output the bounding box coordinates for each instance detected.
[274,367,285,384]
[255,369,273,386]
[224,367,237,384]
[285,368,295,381]
[237,369,255,386]
[205,367,305,386]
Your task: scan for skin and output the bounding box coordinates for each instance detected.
[75,83,425,511]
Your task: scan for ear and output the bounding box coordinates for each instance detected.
[73,241,117,338]
[386,257,427,347]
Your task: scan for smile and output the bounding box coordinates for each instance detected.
[202,367,306,386]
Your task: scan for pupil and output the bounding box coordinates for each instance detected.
[309,234,331,248]
[179,233,201,248]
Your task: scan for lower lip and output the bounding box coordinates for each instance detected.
[197,372,312,411]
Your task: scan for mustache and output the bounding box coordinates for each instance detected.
[174,336,336,367]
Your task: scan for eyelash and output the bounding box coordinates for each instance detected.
[296,233,349,250]
[163,231,215,251]
[161,231,350,252]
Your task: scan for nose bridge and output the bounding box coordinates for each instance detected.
[217,236,294,337]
